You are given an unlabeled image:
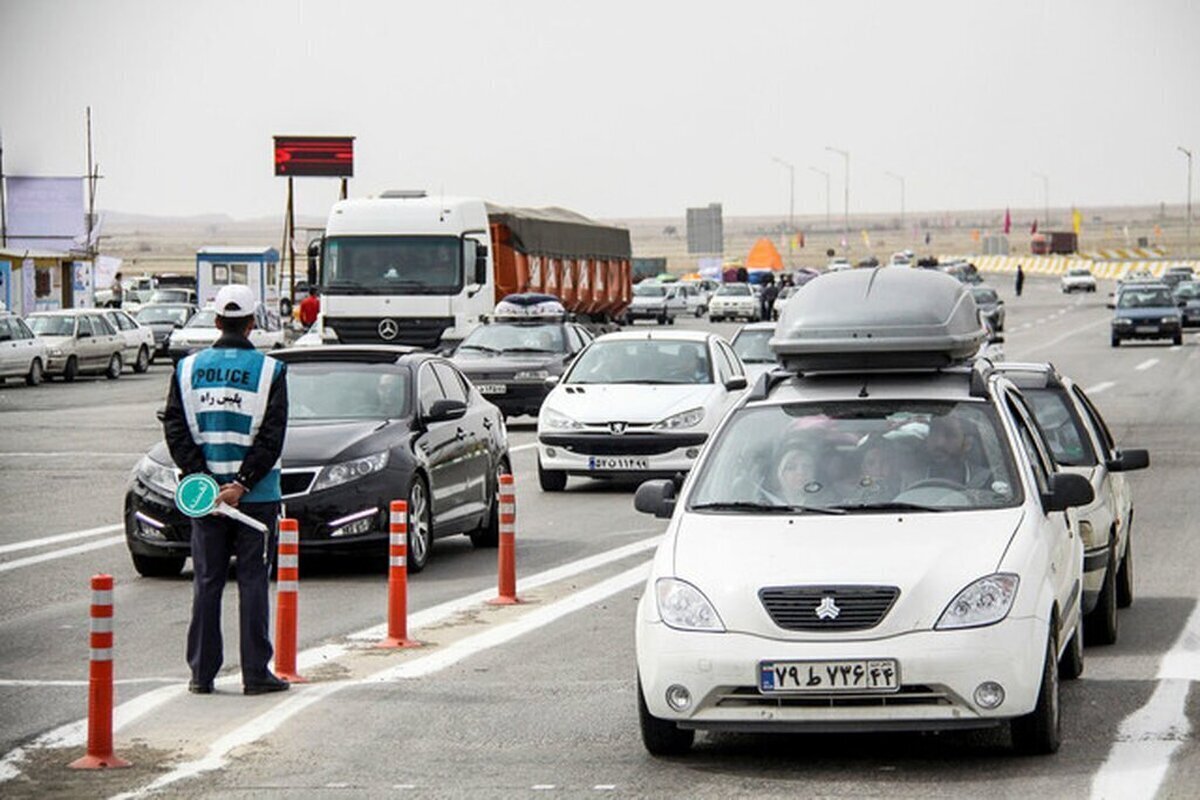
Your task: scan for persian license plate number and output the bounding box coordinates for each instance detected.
[476,384,507,395]
[587,456,650,470]
[759,659,900,693]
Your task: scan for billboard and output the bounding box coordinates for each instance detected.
[687,203,723,255]
[273,136,355,177]
[4,176,86,252]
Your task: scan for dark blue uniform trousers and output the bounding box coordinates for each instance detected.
[187,502,279,686]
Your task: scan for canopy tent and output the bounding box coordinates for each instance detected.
[745,238,784,270]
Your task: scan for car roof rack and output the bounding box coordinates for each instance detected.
[492,293,567,321]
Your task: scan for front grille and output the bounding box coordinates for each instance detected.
[326,316,454,349]
[539,432,707,456]
[760,585,900,632]
[715,684,950,708]
[281,469,318,498]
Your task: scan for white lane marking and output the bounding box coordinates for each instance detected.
[594,786,617,791]
[1012,316,1113,358]
[0,536,123,574]
[1134,358,1160,372]
[0,523,121,556]
[1086,381,1117,395]
[1089,601,1200,799]
[111,563,650,799]
[532,786,557,791]
[0,532,663,782]
[0,678,176,687]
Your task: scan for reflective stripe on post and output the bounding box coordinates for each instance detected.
[272,518,306,683]
[378,500,420,648]
[68,574,131,770]
[489,473,522,605]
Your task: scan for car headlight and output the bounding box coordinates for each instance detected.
[1114,318,1132,326]
[652,407,705,430]
[541,408,584,430]
[48,347,64,356]
[311,451,389,492]
[936,574,1019,630]
[515,369,549,380]
[1162,316,1180,324]
[656,578,725,632]
[136,455,179,498]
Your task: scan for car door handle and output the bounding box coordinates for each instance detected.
[455,428,466,440]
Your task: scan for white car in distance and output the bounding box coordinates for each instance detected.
[167,305,285,363]
[99,308,157,373]
[1060,268,1097,293]
[536,330,749,491]
[708,283,759,323]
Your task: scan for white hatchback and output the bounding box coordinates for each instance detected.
[536,330,748,491]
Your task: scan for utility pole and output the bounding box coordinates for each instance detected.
[810,166,831,230]
[1034,172,1049,227]
[0,127,7,248]
[85,107,98,261]
[770,156,795,242]
[884,171,905,233]
[1179,146,1193,259]
[826,146,850,246]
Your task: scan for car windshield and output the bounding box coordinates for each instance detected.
[567,339,711,384]
[1021,388,1096,467]
[688,400,1022,512]
[634,284,666,297]
[731,329,774,363]
[28,316,76,336]
[1118,288,1173,309]
[287,363,411,420]
[1068,269,1092,277]
[149,289,190,304]
[717,284,750,297]
[137,306,191,325]
[322,235,463,295]
[185,310,218,329]
[972,288,998,304]
[458,322,564,354]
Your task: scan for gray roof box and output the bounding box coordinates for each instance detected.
[770,267,986,372]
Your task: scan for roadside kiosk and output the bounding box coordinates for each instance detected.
[195,247,281,322]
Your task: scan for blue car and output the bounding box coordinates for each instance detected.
[1111,283,1182,347]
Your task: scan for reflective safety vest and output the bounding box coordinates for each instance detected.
[177,347,283,503]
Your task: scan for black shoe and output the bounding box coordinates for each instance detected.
[243,674,290,695]
[188,681,214,694]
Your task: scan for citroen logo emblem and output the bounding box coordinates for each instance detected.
[377,318,399,340]
[815,597,840,620]
[610,422,627,435]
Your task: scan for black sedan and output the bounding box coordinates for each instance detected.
[451,318,594,418]
[134,303,198,358]
[124,346,510,577]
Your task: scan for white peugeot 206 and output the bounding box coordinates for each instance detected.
[633,267,1094,756]
[536,330,749,491]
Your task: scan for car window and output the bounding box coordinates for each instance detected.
[566,339,712,385]
[720,341,745,377]
[1071,386,1116,458]
[689,400,1021,512]
[1004,394,1053,496]
[1118,288,1172,308]
[564,325,584,353]
[1021,388,1097,467]
[0,318,13,341]
[92,315,117,336]
[287,362,412,420]
[77,316,95,336]
[13,318,32,339]
[28,315,75,336]
[432,362,468,404]
[711,340,734,383]
[417,362,447,416]
[730,328,774,364]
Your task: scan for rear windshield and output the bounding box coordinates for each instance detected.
[634,284,666,297]
[1021,388,1097,467]
[717,284,751,297]
[688,400,1022,513]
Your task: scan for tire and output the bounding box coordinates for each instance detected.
[1011,628,1061,754]
[1085,539,1119,646]
[538,457,567,492]
[657,313,667,325]
[1173,333,1183,346]
[25,358,43,386]
[1116,529,1134,608]
[131,552,185,578]
[106,353,122,379]
[694,305,705,318]
[63,355,79,382]
[1059,606,1084,680]
[638,677,694,756]
[710,315,722,323]
[406,475,433,573]
[667,315,675,326]
[133,345,150,373]
[1110,336,1120,348]
[470,458,510,548]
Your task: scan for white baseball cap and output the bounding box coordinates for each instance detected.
[213,285,258,318]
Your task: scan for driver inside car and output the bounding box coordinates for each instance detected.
[921,414,993,490]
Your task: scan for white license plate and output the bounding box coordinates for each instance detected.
[587,456,650,471]
[759,659,900,694]
[1134,326,1158,334]
[476,384,507,394]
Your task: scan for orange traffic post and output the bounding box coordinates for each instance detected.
[378,500,421,648]
[488,474,522,605]
[273,518,306,683]
[69,574,131,770]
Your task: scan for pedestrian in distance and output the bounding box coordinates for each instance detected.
[1015,264,1025,297]
[761,276,779,321]
[111,272,124,308]
[298,286,320,329]
[162,284,290,696]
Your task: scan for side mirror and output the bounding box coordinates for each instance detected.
[543,375,560,389]
[306,239,321,286]
[425,398,467,423]
[1107,448,1149,472]
[1042,472,1094,513]
[634,479,677,519]
[474,243,489,285]
[724,376,748,391]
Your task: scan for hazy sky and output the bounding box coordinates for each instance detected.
[1,0,1197,222]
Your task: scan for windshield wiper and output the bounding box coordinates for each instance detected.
[458,343,501,354]
[500,347,557,354]
[829,501,947,513]
[690,501,845,515]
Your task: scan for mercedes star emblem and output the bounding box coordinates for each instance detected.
[377,318,399,340]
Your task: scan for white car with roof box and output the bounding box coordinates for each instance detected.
[536,329,748,491]
[633,267,1092,756]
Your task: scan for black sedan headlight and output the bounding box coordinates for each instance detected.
[134,455,179,498]
[311,452,389,493]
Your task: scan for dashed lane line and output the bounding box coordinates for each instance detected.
[1086,381,1118,395]
[0,523,121,556]
[0,536,124,574]
[1135,358,1160,371]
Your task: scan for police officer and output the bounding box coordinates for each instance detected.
[162,284,289,695]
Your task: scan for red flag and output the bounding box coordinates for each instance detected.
[1004,208,1012,235]
[1030,219,1038,235]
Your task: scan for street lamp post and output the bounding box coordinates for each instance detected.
[1034,172,1049,228]
[810,166,831,230]
[884,171,905,233]
[826,146,850,246]
[770,156,796,237]
[1179,146,1193,260]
